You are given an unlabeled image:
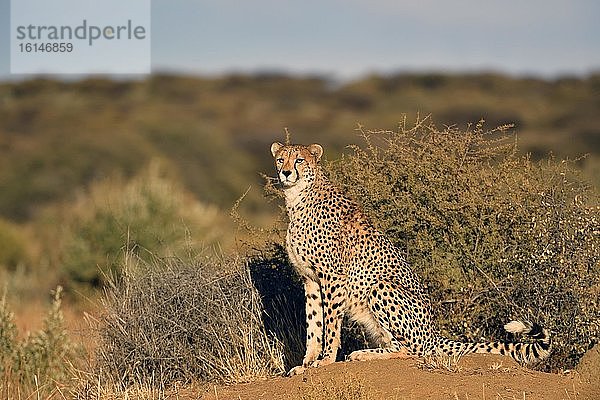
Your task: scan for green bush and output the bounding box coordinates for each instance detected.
[0,286,77,398]
[56,161,231,289]
[326,120,599,371]
[92,251,284,393]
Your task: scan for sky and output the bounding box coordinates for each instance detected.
[1,0,600,80]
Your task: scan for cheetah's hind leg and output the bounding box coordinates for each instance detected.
[348,344,412,362]
[346,300,414,362]
[347,281,426,363]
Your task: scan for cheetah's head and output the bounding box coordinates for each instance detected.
[270,142,323,189]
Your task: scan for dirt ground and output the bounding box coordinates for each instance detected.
[197,352,599,400]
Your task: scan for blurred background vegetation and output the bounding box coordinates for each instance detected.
[1,73,599,222]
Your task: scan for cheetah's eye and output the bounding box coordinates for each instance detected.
[296,158,304,164]
[276,158,284,164]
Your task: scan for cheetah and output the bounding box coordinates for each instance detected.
[270,141,551,376]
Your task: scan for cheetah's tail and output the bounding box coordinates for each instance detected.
[437,320,551,365]
[500,320,551,363]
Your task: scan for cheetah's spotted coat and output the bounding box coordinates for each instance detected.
[270,142,551,376]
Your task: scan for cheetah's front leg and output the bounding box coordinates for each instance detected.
[314,280,345,367]
[288,278,323,376]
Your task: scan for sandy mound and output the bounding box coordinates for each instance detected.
[197,353,597,400]
[577,344,600,399]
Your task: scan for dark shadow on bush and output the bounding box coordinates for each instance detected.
[248,244,369,370]
[248,244,305,370]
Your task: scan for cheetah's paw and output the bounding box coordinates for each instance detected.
[312,356,335,368]
[347,350,372,362]
[286,365,306,376]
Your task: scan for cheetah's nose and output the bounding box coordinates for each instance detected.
[282,170,292,178]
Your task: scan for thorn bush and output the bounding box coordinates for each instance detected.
[93,251,285,393]
[326,120,599,371]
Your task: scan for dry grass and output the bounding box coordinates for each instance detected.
[294,375,375,400]
[82,249,285,397]
[417,349,463,373]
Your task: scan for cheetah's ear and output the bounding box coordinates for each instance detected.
[271,142,284,158]
[308,144,323,162]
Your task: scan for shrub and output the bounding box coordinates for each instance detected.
[91,250,285,394]
[326,119,599,371]
[0,286,77,398]
[55,161,231,289]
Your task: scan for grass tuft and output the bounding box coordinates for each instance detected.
[86,249,285,396]
[418,349,463,373]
